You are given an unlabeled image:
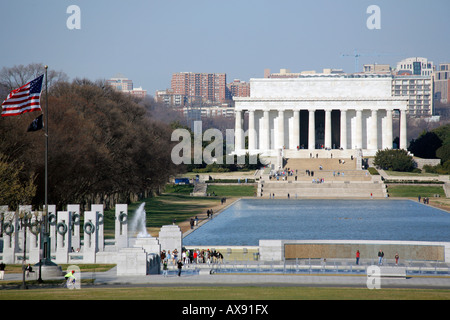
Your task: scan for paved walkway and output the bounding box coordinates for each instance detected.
[3,265,450,290]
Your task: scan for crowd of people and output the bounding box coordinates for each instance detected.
[160,248,224,267]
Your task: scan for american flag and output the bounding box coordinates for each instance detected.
[1,74,44,117]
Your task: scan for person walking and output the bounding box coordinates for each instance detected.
[395,253,400,266]
[177,259,183,277]
[162,259,168,277]
[356,250,360,265]
[0,262,5,280]
[378,250,384,265]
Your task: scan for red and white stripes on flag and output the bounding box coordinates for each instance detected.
[1,74,44,117]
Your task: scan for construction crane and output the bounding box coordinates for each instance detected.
[340,49,404,73]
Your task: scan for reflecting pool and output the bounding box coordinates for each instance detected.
[183,199,450,246]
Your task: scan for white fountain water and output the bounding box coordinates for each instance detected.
[129,202,151,238]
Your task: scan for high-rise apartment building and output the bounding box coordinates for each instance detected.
[170,72,227,104]
[434,63,450,103]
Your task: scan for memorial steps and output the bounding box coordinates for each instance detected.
[258,158,386,198]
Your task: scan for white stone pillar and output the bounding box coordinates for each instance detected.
[308,110,315,150]
[325,110,332,149]
[277,110,285,149]
[67,204,80,252]
[234,110,244,153]
[29,211,43,263]
[356,110,363,149]
[91,204,104,252]
[55,211,71,264]
[262,110,270,151]
[340,110,347,149]
[384,109,393,149]
[400,109,407,150]
[292,110,300,149]
[83,210,98,263]
[158,225,182,255]
[47,205,57,252]
[2,211,18,264]
[248,110,256,152]
[115,204,128,249]
[370,109,378,150]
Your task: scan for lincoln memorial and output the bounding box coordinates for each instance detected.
[233,75,408,159]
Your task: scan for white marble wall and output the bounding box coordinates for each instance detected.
[234,76,408,156]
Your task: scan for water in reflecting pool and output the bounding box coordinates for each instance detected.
[183,199,450,246]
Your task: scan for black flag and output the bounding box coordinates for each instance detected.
[27,114,44,132]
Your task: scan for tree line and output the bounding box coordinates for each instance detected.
[374,123,450,173]
[0,64,182,210]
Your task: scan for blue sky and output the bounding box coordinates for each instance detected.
[1,0,449,95]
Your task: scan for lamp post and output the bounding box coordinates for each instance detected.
[18,210,44,289]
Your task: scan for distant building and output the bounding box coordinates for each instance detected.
[363,64,392,74]
[155,89,185,107]
[129,87,147,99]
[396,57,434,76]
[392,75,433,117]
[106,74,147,98]
[227,79,250,98]
[182,104,235,118]
[106,74,133,91]
[171,72,227,104]
[265,68,344,78]
[433,63,450,103]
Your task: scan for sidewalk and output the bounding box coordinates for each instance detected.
[91,267,450,289]
[3,265,449,290]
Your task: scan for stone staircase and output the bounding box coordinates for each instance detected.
[258,158,386,198]
[191,182,207,197]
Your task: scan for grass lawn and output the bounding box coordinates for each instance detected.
[384,170,441,177]
[206,184,256,197]
[1,285,449,300]
[126,193,221,236]
[387,185,446,198]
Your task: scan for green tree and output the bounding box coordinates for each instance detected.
[373,149,415,172]
[408,130,442,159]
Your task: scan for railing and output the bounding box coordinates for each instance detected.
[162,258,450,276]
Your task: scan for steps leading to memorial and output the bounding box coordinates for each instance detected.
[258,156,385,198]
[259,181,385,198]
[284,157,357,171]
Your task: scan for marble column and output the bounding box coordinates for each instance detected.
[248,110,256,152]
[340,110,347,149]
[292,110,300,149]
[400,109,407,150]
[235,110,244,152]
[355,110,362,149]
[370,109,378,150]
[325,110,332,149]
[262,110,270,151]
[277,110,284,149]
[308,110,315,150]
[384,109,393,149]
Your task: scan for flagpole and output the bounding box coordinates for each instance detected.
[44,65,49,262]
[44,65,48,222]
[38,65,52,283]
